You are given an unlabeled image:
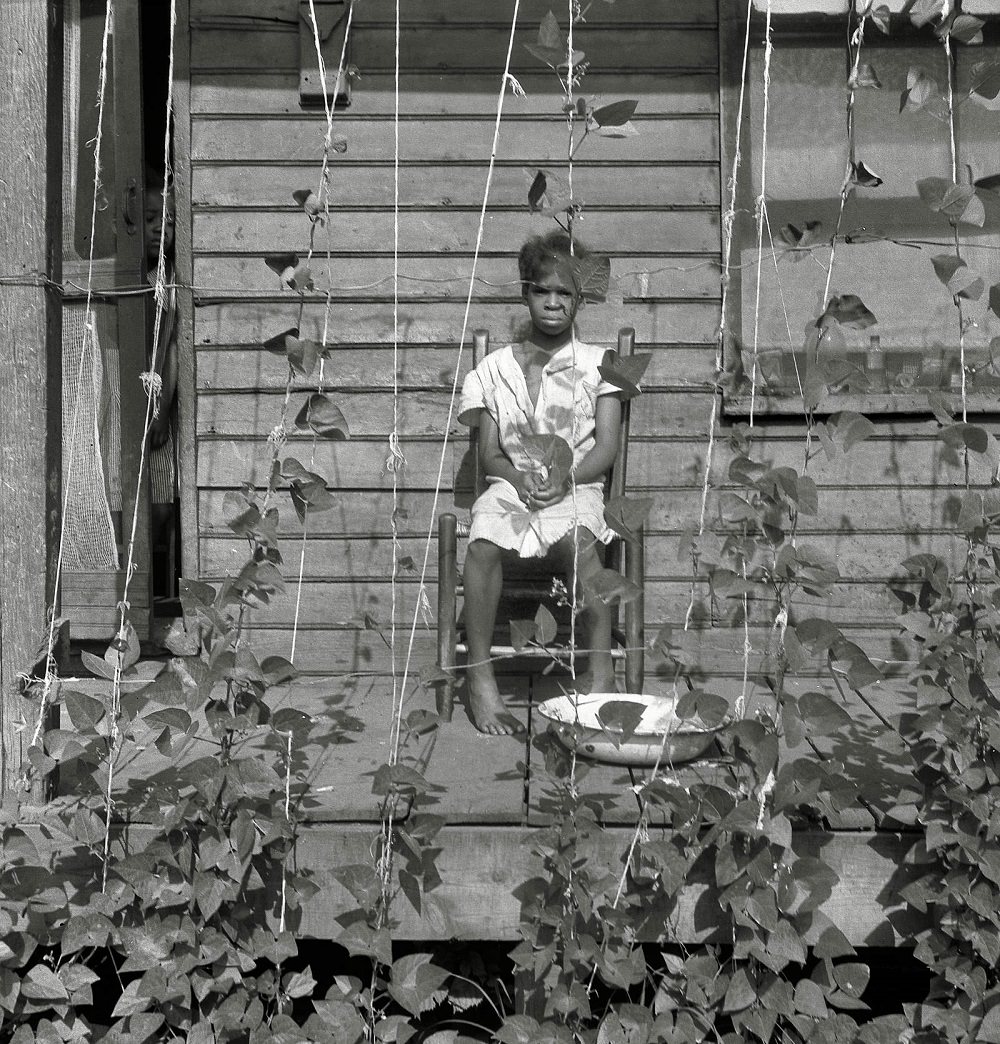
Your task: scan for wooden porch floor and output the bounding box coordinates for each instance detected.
[55,667,923,944]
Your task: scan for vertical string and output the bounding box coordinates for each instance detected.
[388,0,403,761]
[684,0,753,635]
[291,0,356,664]
[102,0,178,889]
[397,1,524,720]
[738,0,773,720]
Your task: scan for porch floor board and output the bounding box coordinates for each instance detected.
[48,669,921,943]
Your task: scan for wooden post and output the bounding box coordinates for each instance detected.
[0,1,62,800]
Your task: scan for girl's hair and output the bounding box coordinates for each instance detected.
[518,231,589,293]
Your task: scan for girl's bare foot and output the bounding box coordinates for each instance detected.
[466,664,524,735]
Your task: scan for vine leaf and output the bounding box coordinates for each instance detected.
[900,67,938,112]
[524,11,584,70]
[386,953,450,1018]
[264,327,299,355]
[534,604,558,646]
[495,1016,543,1044]
[599,352,651,398]
[817,294,877,330]
[941,422,990,454]
[583,568,642,606]
[292,188,325,224]
[968,59,1000,102]
[524,167,572,215]
[850,161,882,189]
[945,13,985,45]
[265,252,298,277]
[282,456,336,519]
[833,962,871,999]
[527,169,548,212]
[597,700,645,745]
[294,393,350,440]
[975,173,1000,194]
[917,177,985,227]
[286,336,322,378]
[510,618,534,653]
[909,0,940,27]
[604,494,653,542]
[573,253,612,303]
[589,99,639,128]
[869,4,891,33]
[521,433,574,486]
[778,220,824,260]
[931,255,984,300]
[848,63,881,89]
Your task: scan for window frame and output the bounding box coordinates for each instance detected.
[719,0,1000,417]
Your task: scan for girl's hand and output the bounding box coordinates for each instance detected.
[512,471,541,508]
[529,472,570,508]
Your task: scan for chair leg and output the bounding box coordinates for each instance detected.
[437,513,458,721]
[624,523,645,694]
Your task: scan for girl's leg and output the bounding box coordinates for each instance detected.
[463,539,520,734]
[552,528,615,692]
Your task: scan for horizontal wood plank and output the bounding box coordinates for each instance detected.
[191,115,719,162]
[192,575,947,629]
[11,820,915,944]
[197,484,984,538]
[192,210,720,259]
[191,71,720,116]
[195,433,1000,489]
[193,300,720,346]
[192,256,724,301]
[198,531,966,584]
[192,163,721,208]
[235,623,923,677]
[195,343,720,394]
[192,0,719,26]
[196,389,722,437]
[191,26,718,73]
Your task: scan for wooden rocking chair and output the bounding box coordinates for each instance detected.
[436,326,646,721]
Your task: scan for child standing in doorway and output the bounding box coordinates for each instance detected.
[144,175,179,599]
[458,231,623,735]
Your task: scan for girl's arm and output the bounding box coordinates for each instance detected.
[150,326,178,448]
[479,410,538,501]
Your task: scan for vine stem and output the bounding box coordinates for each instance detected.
[278,729,293,934]
[943,28,968,427]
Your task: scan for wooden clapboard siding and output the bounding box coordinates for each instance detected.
[196,433,1000,490]
[192,165,721,208]
[192,73,721,117]
[193,256,723,300]
[199,532,967,581]
[231,625,921,677]
[190,28,718,74]
[193,0,719,24]
[197,485,972,538]
[192,116,719,163]
[187,0,983,684]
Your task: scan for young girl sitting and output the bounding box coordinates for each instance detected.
[458,231,623,735]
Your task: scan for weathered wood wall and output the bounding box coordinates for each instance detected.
[184,0,965,685]
[0,0,62,797]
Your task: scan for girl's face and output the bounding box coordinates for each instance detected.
[145,187,175,262]
[523,260,581,341]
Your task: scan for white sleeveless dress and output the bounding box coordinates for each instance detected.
[458,338,620,558]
